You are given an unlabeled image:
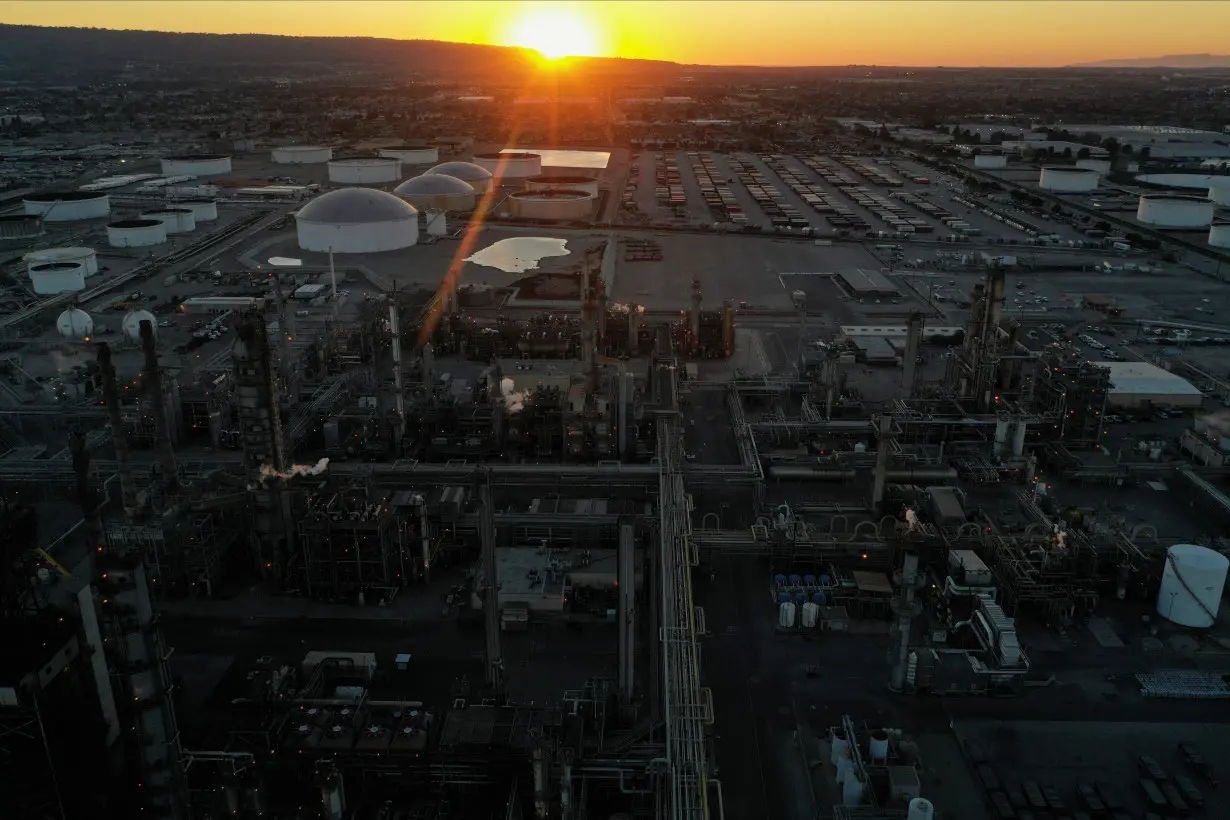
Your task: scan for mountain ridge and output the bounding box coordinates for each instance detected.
[1069,53,1230,69]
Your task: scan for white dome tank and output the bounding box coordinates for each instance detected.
[25,247,98,276]
[393,174,476,211]
[122,309,158,343]
[107,218,167,247]
[295,188,419,254]
[973,154,1006,169]
[1039,166,1099,192]
[327,157,401,184]
[1210,223,1230,249]
[473,152,543,180]
[56,308,94,340]
[1210,185,1230,206]
[907,798,935,820]
[379,145,439,165]
[424,161,493,192]
[1137,195,1215,229]
[272,145,333,164]
[1157,544,1229,628]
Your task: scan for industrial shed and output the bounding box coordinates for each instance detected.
[1093,361,1204,408]
[835,269,900,298]
[849,336,900,365]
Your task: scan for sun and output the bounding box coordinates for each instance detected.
[508,8,601,61]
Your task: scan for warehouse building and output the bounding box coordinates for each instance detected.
[835,269,900,298]
[1093,361,1204,408]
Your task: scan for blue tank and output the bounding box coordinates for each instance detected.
[804,574,817,586]
[820,574,832,587]
[777,592,792,603]
[789,574,802,585]
[812,592,827,606]
[773,574,787,586]
[794,592,808,605]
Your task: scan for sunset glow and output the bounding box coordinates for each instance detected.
[506,7,602,60]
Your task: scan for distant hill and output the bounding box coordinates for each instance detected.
[1070,53,1230,69]
[0,24,679,79]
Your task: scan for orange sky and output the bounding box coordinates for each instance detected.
[1,1,1225,67]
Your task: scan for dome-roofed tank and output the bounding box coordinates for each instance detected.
[393,174,476,211]
[122,309,158,343]
[295,188,419,253]
[423,161,493,193]
[56,308,94,340]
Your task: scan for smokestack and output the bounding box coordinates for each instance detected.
[901,313,923,398]
[871,414,892,514]
[139,320,178,490]
[986,269,1006,350]
[689,279,702,349]
[389,302,405,438]
[97,343,139,516]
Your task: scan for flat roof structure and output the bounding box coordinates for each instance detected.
[1092,360,1204,407]
[850,336,899,364]
[835,268,900,297]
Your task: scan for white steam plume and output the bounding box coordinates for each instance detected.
[500,377,529,414]
[259,457,330,480]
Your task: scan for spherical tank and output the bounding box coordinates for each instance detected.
[141,208,196,234]
[524,175,600,196]
[472,152,543,181]
[1210,223,1230,249]
[1137,195,1214,229]
[295,188,419,254]
[424,161,493,193]
[1210,185,1230,206]
[25,247,98,276]
[508,189,596,221]
[1157,543,1228,628]
[327,157,402,185]
[393,174,476,211]
[1076,158,1112,174]
[56,308,94,340]
[0,214,42,239]
[122,309,158,343]
[107,219,167,248]
[23,191,110,221]
[272,145,333,164]
[973,154,1006,169]
[1038,167,1099,193]
[176,199,218,222]
[28,262,86,295]
[160,154,233,176]
[379,146,439,165]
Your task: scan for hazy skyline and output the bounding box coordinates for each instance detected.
[1,0,1227,67]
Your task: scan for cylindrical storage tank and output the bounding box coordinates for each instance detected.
[472,152,542,180]
[295,188,419,254]
[907,798,935,820]
[973,154,1006,169]
[524,174,600,196]
[108,218,167,248]
[122,309,158,343]
[1076,158,1112,174]
[29,262,86,295]
[1209,185,1230,206]
[842,775,864,807]
[0,214,42,239]
[161,153,232,176]
[868,730,889,761]
[393,174,477,211]
[23,191,110,221]
[272,145,333,165]
[1038,166,1099,193]
[508,189,597,221]
[142,208,196,234]
[777,602,797,629]
[56,308,94,340]
[327,157,401,185]
[835,751,853,784]
[423,161,493,193]
[1157,544,1228,627]
[1210,223,1230,249]
[25,247,98,276]
[176,198,218,222]
[801,602,820,628]
[830,729,850,764]
[379,145,439,165]
[1137,195,1215,229]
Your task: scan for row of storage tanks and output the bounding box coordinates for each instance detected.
[829,730,936,817]
[20,190,220,247]
[54,307,159,344]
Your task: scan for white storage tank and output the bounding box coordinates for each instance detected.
[842,775,864,806]
[907,798,935,820]
[424,161,493,193]
[393,174,477,211]
[142,208,196,234]
[272,145,333,165]
[295,188,419,254]
[801,601,820,628]
[525,174,600,196]
[108,218,167,248]
[778,601,797,629]
[1137,195,1215,229]
[1210,223,1230,249]
[973,154,1006,169]
[508,189,596,221]
[176,198,218,222]
[56,308,94,340]
[473,151,542,180]
[379,145,439,165]
[25,247,98,276]
[1039,166,1099,193]
[1076,158,1112,174]
[29,262,86,294]
[122,309,158,343]
[0,214,42,239]
[830,729,850,765]
[24,191,111,221]
[1157,543,1228,628]
[328,157,401,185]
[1209,184,1230,206]
[160,153,232,176]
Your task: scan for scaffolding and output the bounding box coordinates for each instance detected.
[295,482,403,602]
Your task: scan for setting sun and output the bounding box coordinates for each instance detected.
[507,7,602,60]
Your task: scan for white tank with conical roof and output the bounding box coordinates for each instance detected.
[56,308,94,340]
[122,309,158,343]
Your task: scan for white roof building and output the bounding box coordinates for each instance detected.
[1094,361,1204,408]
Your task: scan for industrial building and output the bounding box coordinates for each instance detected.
[295,187,420,253]
[1094,360,1204,408]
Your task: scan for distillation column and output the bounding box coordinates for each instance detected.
[139,320,178,489]
[98,343,140,516]
[389,302,406,440]
[871,414,893,515]
[480,477,503,690]
[618,520,636,702]
[901,313,923,398]
[689,279,702,355]
[889,551,923,692]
